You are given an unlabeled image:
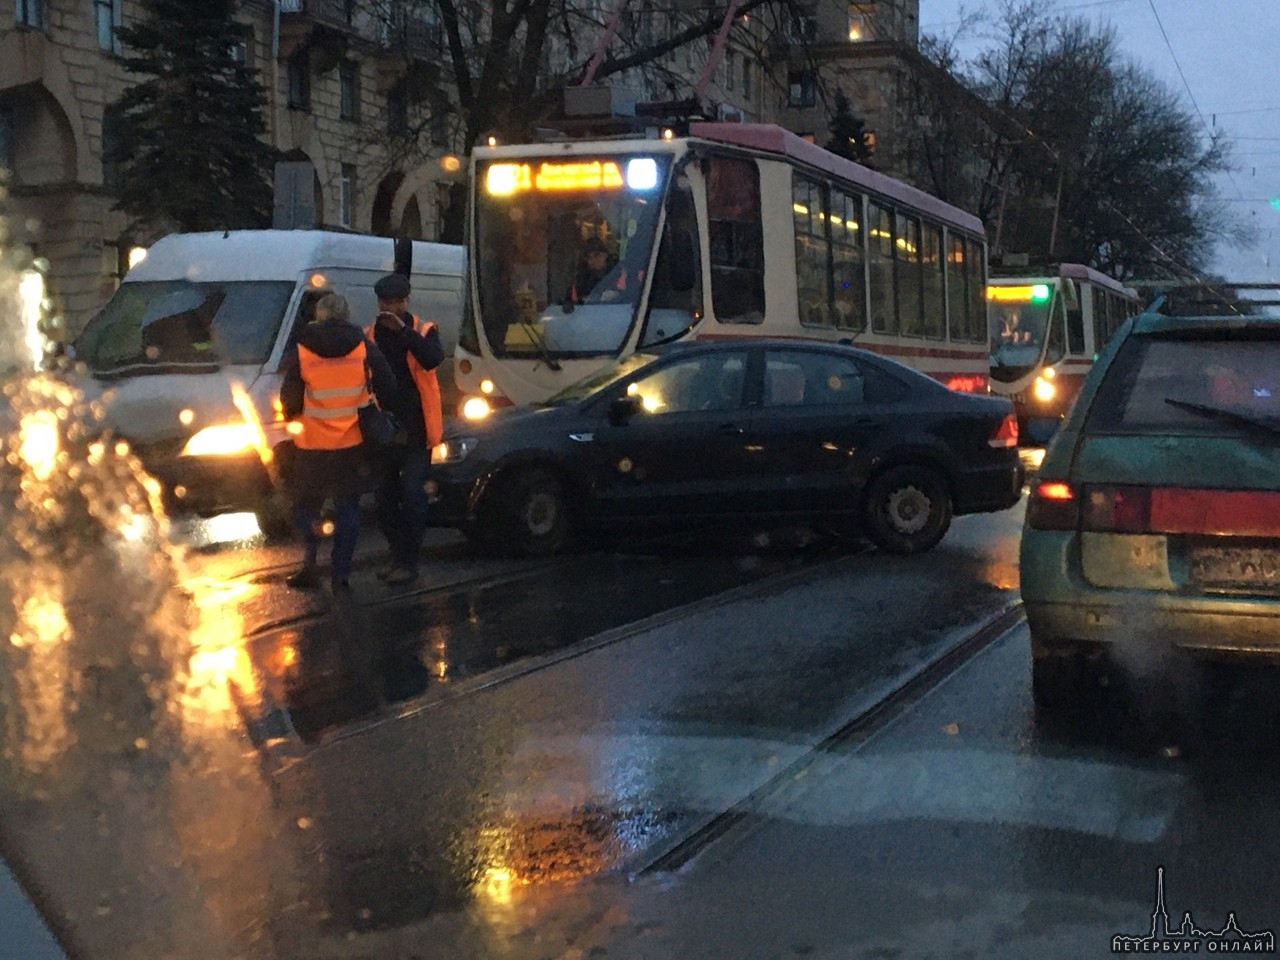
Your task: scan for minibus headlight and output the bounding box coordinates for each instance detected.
[181,423,259,457]
[431,437,479,465]
[1033,377,1056,402]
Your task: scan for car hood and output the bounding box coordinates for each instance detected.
[452,403,582,440]
[1071,433,1280,489]
[78,366,266,446]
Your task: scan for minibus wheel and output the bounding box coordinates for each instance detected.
[254,493,294,543]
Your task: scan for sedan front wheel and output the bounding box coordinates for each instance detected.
[482,467,571,557]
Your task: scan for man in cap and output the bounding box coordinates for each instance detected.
[365,272,445,585]
[567,236,626,304]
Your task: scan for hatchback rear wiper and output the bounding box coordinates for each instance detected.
[1163,397,1280,438]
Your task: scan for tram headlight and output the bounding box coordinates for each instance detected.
[1033,377,1056,403]
[461,396,493,420]
[431,437,479,465]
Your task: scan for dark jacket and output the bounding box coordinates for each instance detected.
[280,318,397,497]
[369,312,444,447]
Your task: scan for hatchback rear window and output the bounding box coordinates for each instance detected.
[1086,332,1280,434]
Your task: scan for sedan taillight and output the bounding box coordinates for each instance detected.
[988,413,1019,448]
[1026,479,1079,530]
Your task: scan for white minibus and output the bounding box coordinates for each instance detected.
[71,230,466,536]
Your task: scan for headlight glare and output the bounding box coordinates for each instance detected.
[181,423,259,457]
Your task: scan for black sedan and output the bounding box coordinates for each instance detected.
[429,340,1023,556]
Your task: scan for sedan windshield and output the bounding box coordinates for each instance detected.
[540,352,660,406]
[74,280,295,375]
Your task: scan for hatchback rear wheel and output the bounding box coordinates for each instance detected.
[862,464,952,555]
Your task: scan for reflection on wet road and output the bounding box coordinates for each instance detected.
[240,542,836,745]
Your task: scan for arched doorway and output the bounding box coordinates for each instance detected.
[371,171,404,236]
[278,149,325,227]
[400,195,422,239]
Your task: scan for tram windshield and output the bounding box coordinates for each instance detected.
[988,283,1055,382]
[474,155,672,360]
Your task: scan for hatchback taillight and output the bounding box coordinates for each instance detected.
[1026,479,1079,530]
[1082,484,1152,533]
[988,413,1018,448]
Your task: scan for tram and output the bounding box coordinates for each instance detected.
[987,263,1140,437]
[454,122,993,419]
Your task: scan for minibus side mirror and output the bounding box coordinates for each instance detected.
[608,395,643,426]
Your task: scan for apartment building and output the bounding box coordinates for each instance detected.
[0,0,460,338]
[1,0,980,339]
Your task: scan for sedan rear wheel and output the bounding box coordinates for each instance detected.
[862,464,952,555]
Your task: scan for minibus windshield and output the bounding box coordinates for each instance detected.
[75,280,295,375]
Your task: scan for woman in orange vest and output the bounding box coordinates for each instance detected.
[365,273,445,585]
[280,292,396,593]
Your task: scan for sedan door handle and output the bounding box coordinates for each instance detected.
[717,422,745,436]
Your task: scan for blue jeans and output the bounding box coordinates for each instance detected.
[294,493,361,581]
[375,445,431,569]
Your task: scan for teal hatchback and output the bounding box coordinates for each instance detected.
[1021,304,1280,714]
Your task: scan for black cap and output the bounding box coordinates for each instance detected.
[375,273,411,299]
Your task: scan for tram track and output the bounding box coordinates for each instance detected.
[628,600,1027,877]
[263,546,864,771]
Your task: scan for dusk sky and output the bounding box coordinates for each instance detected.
[918,0,1280,283]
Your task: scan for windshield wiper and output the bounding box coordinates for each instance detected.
[516,315,562,372]
[1163,397,1280,439]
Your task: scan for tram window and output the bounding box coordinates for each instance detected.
[920,224,944,338]
[793,174,833,327]
[945,235,967,341]
[1045,293,1066,365]
[1066,284,1086,355]
[1093,287,1110,346]
[964,237,985,341]
[868,202,896,334]
[896,213,924,336]
[707,156,765,323]
[831,189,865,332]
[641,174,702,346]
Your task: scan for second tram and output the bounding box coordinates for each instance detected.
[987,263,1141,435]
[455,122,993,419]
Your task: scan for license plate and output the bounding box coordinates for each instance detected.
[1190,545,1280,591]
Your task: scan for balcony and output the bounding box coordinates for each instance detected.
[379,9,443,63]
[280,0,360,34]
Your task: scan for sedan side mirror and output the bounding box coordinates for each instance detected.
[609,395,643,426]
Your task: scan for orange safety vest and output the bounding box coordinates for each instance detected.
[365,315,443,448]
[296,341,370,451]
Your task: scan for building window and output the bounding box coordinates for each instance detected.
[229,27,251,66]
[724,49,735,92]
[287,48,310,110]
[387,82,408,136]
[0,107,12,179]
[95,0,122,52]
[101,104,120,189]
[848,3,875,41]
[786,10,817,43]
[787,70,816,108]
[16,0,43,28]
[742,59,752,99]
[339,164,356,228]
[339,61,359,120]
